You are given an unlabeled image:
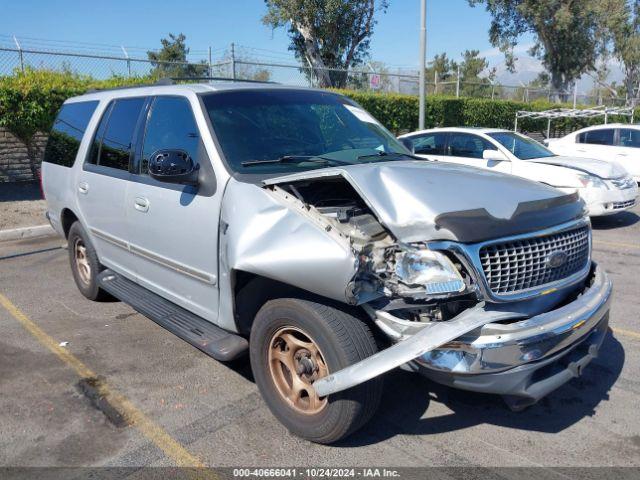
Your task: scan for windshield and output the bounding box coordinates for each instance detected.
[202,89,409,173]
[487,131,556,160]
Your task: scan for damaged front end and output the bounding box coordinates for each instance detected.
[222,161,611,409]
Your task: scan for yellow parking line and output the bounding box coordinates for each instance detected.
[594,240,639,250]
[0,292,205,469]
[612,327,640,341]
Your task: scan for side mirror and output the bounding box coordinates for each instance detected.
[148,149,199,186]
[482,149,509,162]
[399,137,415,154]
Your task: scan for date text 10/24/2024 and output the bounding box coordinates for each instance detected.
[232,468,401,478]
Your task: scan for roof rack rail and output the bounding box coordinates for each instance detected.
[84,76,277,94]
[170,76,279,84]
[85,78,174,94]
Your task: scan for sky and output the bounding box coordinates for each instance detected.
[4,0,617,89]
[2,0,534,72]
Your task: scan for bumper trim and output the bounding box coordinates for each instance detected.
[313,264,611,398]
[418,314,609,410]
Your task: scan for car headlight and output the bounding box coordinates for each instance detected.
[395,249,465,294]
[577,174,607,189]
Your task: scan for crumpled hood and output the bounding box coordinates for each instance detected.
[264,160,583,243]
[531,155,627,179]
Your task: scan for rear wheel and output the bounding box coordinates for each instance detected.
[250,298,383,444]
[67,221,110,301]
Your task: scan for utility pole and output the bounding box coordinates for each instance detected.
[456,65,460,98]
[573,81,578,108]
[418,0,427,129]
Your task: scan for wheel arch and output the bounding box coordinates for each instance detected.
[60,208,80,239]
[232,270,368,337]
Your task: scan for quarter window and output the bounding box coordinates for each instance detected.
[43,101,99,167]
[577,129,614,146]
[446,133,496,159]
[618,128,640,148]
[88,97,145,171]
[411,133,447,155]
[141,97,199,174]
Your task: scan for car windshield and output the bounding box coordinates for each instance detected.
[487,131,556,160]
[202,89,410,174]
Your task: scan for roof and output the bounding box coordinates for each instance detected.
[65,81,315,103]
[399,127,510,137]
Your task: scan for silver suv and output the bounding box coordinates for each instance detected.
[42,83,612,444]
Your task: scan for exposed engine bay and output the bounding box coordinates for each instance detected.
[271,177,479,324]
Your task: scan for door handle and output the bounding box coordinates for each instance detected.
[78,182,89,194]
[134,197,150,212]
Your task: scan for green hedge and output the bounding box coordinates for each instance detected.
[0,69,632,147]
[0,69,152,144]
[333,89,634,135]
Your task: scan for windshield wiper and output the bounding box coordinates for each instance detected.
[241,155,351,167]
[356,151,414,162]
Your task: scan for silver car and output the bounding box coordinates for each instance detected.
[42,83,612,444]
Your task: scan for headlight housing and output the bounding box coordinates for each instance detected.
[577,174,607,189]
[395,249,465,294]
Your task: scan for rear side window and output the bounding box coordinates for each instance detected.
[88,97,146,171]
[577,129,614,146]
[140,96,199,174]
[618,128,640,148]
[43,101,99,167]
[411,133,447,155]
[446,132,496,159]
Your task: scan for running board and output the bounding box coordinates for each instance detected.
[97,269,248,361]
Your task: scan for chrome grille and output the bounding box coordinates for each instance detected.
[479,226,590,295]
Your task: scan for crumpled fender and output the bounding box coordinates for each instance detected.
[218,180,358,313]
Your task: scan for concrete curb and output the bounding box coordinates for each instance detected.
[0,224,57,242]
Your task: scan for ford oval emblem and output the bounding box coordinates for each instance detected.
[546,250,568,269]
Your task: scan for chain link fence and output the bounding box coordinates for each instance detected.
[0,44,629,107]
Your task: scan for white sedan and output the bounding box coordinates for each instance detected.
[399,127,638,217]
[545,123,640,183]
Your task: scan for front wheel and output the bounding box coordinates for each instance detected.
[250,298,383,444]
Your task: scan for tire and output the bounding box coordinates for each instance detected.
[67,221,110,301]
[250,298,383,444]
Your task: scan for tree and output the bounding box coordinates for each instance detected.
[147,33,208,79]
[469,0,604,100]
[601,0,640,104]
[263,0,389,88]
[459,49,492,97]
[425,53,457,94]
[426,53,457,81]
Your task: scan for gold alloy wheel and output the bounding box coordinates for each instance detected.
[73,237,91,285]
[268,326,329,415]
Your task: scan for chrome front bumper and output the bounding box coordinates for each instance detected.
[314,264,612,399]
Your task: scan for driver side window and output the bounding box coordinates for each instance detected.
[141,96,200,175]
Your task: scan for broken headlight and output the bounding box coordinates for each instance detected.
[395,249,465,295]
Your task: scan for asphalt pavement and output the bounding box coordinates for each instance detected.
[0,207,639,472]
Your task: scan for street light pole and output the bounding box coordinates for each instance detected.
[419,0,427,130]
